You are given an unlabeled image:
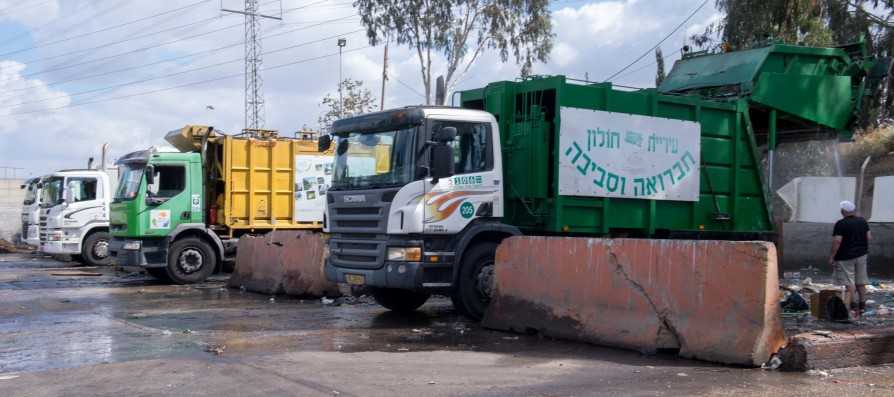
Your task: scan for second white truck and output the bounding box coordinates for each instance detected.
[39,165,118,266]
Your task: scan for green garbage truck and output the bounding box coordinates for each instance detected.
[109,126,331,284]
[320,40,883,320]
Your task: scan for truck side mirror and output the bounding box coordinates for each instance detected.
[318,135,332,152]
[430,143,455,181]
[145,165,155,186]
[433,126,457,143]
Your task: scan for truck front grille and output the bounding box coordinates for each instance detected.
[329,237,386,269]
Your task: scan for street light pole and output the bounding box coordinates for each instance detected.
[337,38,347,118]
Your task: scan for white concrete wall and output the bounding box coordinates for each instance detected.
[0,179,26,241]
[871,176,894,222]
[776,177,856,223]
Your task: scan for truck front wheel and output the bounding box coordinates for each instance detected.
[455,242,499,321]
[82,231,111,266]
[370,287,430,313]
[166,237,216,284]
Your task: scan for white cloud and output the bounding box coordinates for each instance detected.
[0,0,714,177]
[551,42,579,67]
[0,0,61,28]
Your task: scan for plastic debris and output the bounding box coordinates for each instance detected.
[781,292,809,312]
[321,297,335,305]
[762,356,783,370]
[806,369,830,377]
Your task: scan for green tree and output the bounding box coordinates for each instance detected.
[354,0,554,104]
[318,79,377,131]
[655,48,666,86]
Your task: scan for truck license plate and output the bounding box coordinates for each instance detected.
[345,274,365,285]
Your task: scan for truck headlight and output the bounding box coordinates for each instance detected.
[123,241,142,251]
[387,247,422,262]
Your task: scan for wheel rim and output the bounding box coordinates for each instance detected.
[178,248,204,274]
[93,240,110,259]
[475,261,495,304]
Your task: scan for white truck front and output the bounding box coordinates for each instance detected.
[20,176,45,247]
[323,107,516,320]
[39,170,117,265]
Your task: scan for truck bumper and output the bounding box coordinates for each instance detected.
[325,259,425,290]
[40,240,80,255]
[109,237,168,268]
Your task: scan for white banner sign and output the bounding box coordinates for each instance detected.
[558,107,701,202]
[294,154,334,222]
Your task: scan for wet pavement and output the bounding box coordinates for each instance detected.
[2,253,894,396]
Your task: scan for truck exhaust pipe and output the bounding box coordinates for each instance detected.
[100,143,109,170]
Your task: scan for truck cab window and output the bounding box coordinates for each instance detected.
[68,178,98,202]
[431,121,492,174]
[147,165,186,198]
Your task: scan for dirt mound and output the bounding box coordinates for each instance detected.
[0,239,19,253]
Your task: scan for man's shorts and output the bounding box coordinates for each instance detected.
[834,255,869,286]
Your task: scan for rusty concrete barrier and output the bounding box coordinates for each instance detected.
[482,236,786,366]
[227,231,340,297]
[778,327,894,371]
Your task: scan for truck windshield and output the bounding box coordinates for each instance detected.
[115,163,144,201]
[23,182,39,205]
[40,177,64,207]
[331,128,417,190]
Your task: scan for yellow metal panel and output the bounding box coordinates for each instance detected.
[218,135,332,232]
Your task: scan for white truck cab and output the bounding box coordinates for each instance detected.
[323,106,511,319]
[39,168,118,265]
[20,176,46,247]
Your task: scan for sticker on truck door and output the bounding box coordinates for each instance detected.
[191,194,201,212]
[150,209,171,229]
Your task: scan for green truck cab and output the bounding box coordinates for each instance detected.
[109,149,218,284]
[110,125,332,284]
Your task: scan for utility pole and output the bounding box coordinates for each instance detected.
[380,43,388,111]
[222,0,281,136]
[337,38,347,117]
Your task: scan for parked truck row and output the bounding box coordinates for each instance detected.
[18,39,887,321]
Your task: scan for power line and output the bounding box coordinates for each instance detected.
[393,76,425,99]
[612,46,685,82]
[8,4,351,81]
[0,0,55,16]
[0,16,359,95]
[0,0,214,57]
[0,0,132,49]
[2,29,367,110]
[603,0,708,82]
[8,13,239,67]
[4,45,372,117]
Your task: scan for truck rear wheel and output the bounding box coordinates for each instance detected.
[81,231,111,266]
[456,242,499,321]
[370,287,430,313]
[166,237,216,284]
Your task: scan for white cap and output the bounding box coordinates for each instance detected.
[840,200,856,212]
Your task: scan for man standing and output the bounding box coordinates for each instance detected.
[829,200,872,318]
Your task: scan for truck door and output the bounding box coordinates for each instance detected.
[64,177,104,230]
[424,119,499,234]
[141,163,190,237]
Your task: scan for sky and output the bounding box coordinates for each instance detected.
[0,0,720,178]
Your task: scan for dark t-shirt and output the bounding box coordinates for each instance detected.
[833,216,870,261]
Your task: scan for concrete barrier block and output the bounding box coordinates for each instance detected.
[228,231,340,297]
[482,236,786,366]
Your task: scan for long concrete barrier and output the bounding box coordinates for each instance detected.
[227,231,341,297]
[482,237,786,366]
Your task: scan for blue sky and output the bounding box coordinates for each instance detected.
[0,0,719,177]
